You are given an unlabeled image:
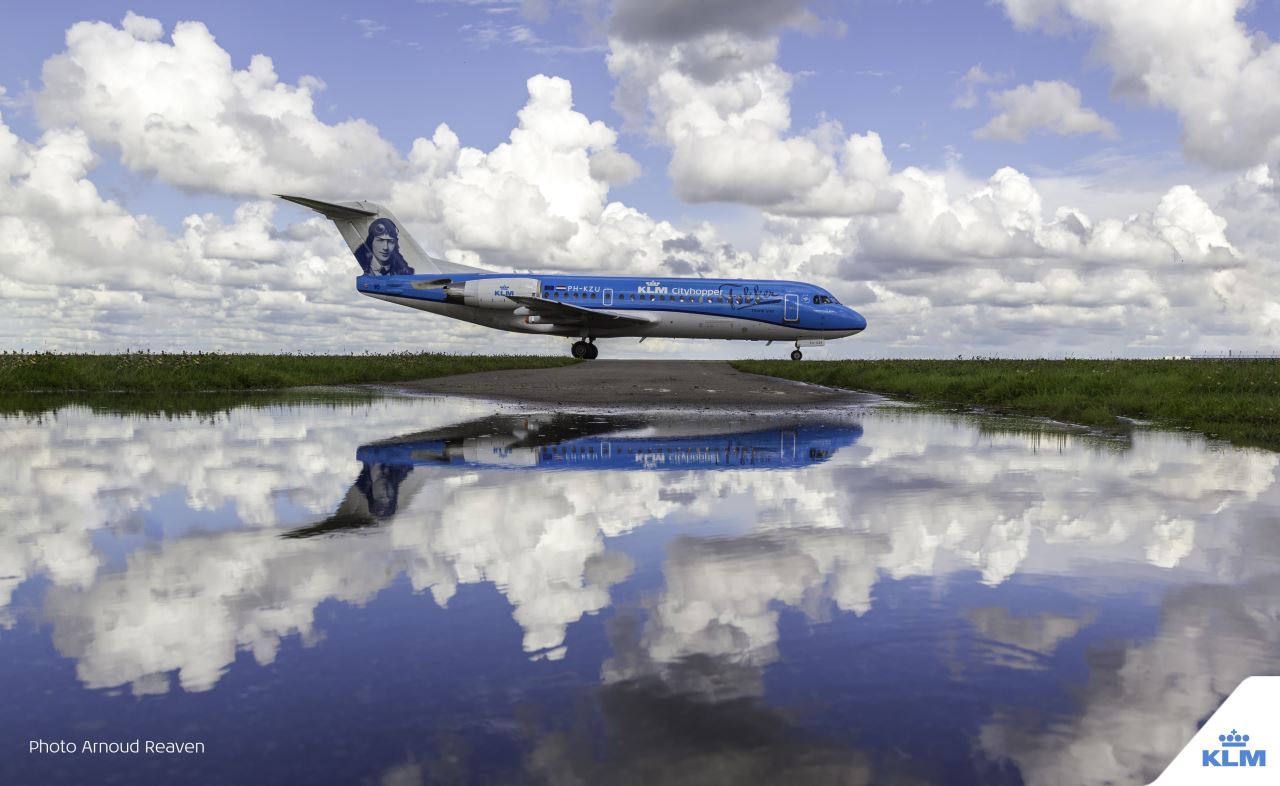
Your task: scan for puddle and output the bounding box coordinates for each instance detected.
[2,394,1278,785]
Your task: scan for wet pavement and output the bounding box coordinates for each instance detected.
[393,359,874,407]
[2,393,1278,785]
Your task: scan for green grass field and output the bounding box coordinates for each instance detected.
[733,358,1280,451]
[0,351,575,393]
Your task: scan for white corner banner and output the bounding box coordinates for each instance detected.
[1149,676,1279,785]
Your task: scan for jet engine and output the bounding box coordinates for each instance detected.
[452,278,541,309]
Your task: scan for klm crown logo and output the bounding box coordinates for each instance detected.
[1203,730,1266,768]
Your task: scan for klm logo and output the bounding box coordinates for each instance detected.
[1203,730,1266,768]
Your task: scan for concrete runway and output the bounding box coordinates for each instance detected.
[392,360,874,408]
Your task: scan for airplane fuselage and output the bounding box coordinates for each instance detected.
[358,273,867,342]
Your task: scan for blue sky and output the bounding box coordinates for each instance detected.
[1,0,1278,356]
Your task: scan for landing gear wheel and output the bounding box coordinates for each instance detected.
[584,343,599,360]
[571,341,589,359]
[791,349,803,361]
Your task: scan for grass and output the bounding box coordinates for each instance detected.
[0,351,576,393]
[0,389,387,420]
[733,358,1280,452]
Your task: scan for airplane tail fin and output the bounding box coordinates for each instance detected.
[277,195,490,276]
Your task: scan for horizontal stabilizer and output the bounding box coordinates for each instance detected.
[276,194,377,221]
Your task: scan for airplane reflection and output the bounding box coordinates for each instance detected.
[283,413,863,539]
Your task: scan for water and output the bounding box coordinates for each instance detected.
[2,395,1278,785]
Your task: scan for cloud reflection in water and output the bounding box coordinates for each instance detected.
[2,399,1278,784]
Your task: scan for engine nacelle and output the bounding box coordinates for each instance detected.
[462,277,540,309]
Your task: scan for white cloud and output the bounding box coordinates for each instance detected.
[606,33,901,215]
[997,0,1280,169]
[975,80,1118,142]
[35,16,404,198]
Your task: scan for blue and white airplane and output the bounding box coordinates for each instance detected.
[281,195,867,360]
[282,413,864,537]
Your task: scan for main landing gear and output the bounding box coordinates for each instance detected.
[571,340,599,360]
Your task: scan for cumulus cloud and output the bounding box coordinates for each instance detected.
[747,165,1247,351]
[997,0,1280,168]
[35,17,402,199]
[852,167,1232,269]
[390,74,672,271]
[607,33,901,215]
[975,80,1118,142]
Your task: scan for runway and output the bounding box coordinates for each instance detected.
[390,359,875,407]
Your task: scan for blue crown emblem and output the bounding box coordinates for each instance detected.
[1220,730,1250,748]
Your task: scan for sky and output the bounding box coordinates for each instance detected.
[1,0,1279,358]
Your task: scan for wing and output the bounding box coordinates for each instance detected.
[506,295,657,328]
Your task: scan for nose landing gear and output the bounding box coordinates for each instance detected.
[789,338,822,361]
[571,340,599,360]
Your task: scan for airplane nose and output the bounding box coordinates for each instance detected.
[846,308,867,332]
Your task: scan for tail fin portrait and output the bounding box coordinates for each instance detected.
[277,195,488,276]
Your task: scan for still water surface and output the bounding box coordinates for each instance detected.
[2,395,1279,785]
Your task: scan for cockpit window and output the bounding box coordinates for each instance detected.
[813,295,840,305]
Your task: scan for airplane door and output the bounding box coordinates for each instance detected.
[603,288,613,306]
[784,293,799,321]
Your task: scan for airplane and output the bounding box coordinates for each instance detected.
[282,413,863,538]
[279,195,867,360]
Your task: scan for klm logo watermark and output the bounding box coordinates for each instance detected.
[1203,730,1266,768]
